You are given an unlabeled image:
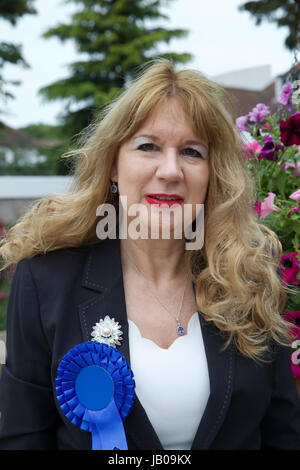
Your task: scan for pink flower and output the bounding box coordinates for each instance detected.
[294,161,300,177]
[262,122,271,131]
[259,192,280,218]
[288,206,299,216]
[0,291,7,300]
[244,140,262,159]
[277,82,294,112]
[253,200,262,216]
[290,189,300,204]
[248,103,270,124]
[280,252,300,286]
[279,160,300,176]
[236,115,249,132]
[253,194,280,219]
[284,311,300,340]
[280,161,296,170]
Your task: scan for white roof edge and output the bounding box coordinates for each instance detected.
[0,176,73,198]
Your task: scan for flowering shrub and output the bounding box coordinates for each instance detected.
[236,82,300,380]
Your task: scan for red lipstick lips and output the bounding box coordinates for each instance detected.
[145,193,184,207]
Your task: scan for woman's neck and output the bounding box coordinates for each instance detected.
[120,237,189,287]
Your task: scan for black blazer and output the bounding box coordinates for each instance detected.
[0,236,300,450]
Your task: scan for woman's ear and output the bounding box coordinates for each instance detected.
[110,162,118,182]
[110,150,120,182]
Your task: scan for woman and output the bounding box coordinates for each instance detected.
[0,59,299,450]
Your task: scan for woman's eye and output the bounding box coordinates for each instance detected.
[137,143,203,158]
[182,147,203,158]
[138,143,157,152]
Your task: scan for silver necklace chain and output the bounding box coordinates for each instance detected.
[122,243,189,335]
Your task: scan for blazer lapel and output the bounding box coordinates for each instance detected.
[78,236,163,450]
[191,287,235,449]
[78,236,235,450]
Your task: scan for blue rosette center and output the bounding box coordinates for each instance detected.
[75,365,114,410]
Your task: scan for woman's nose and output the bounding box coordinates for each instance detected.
[156,149,183,180]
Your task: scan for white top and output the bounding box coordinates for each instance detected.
[128,312,210,450]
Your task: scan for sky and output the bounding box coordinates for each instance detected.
[0,0,296,128]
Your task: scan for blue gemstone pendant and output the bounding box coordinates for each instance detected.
[177,325,185,336]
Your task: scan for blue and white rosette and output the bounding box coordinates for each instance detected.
[56,341,135,450]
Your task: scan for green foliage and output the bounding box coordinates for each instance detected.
[39,0,193,138]
[238,0,300,51]
[21,122,65,140]
[0,0,36,25]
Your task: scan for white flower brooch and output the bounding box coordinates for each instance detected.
[91,315,123,348]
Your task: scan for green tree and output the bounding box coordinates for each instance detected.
[39,0,192,138]
[238,0,300,51]
[0,0,36,109]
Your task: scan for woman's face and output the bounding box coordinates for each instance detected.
[111,97,210,239]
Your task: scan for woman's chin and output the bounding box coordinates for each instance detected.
[127,215,184,240]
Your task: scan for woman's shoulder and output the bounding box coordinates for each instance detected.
[11,240,106,289]
[17,237,119,287]
[18,243,91,278]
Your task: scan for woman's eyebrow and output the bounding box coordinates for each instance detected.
[133,134,208,149]
[133,133,159,141]
[184,139,208,150]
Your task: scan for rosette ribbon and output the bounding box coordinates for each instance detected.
[56,341,135,450]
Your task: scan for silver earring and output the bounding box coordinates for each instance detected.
[111,181,118,194]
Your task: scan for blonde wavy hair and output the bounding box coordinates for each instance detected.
[0,58,293,362]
